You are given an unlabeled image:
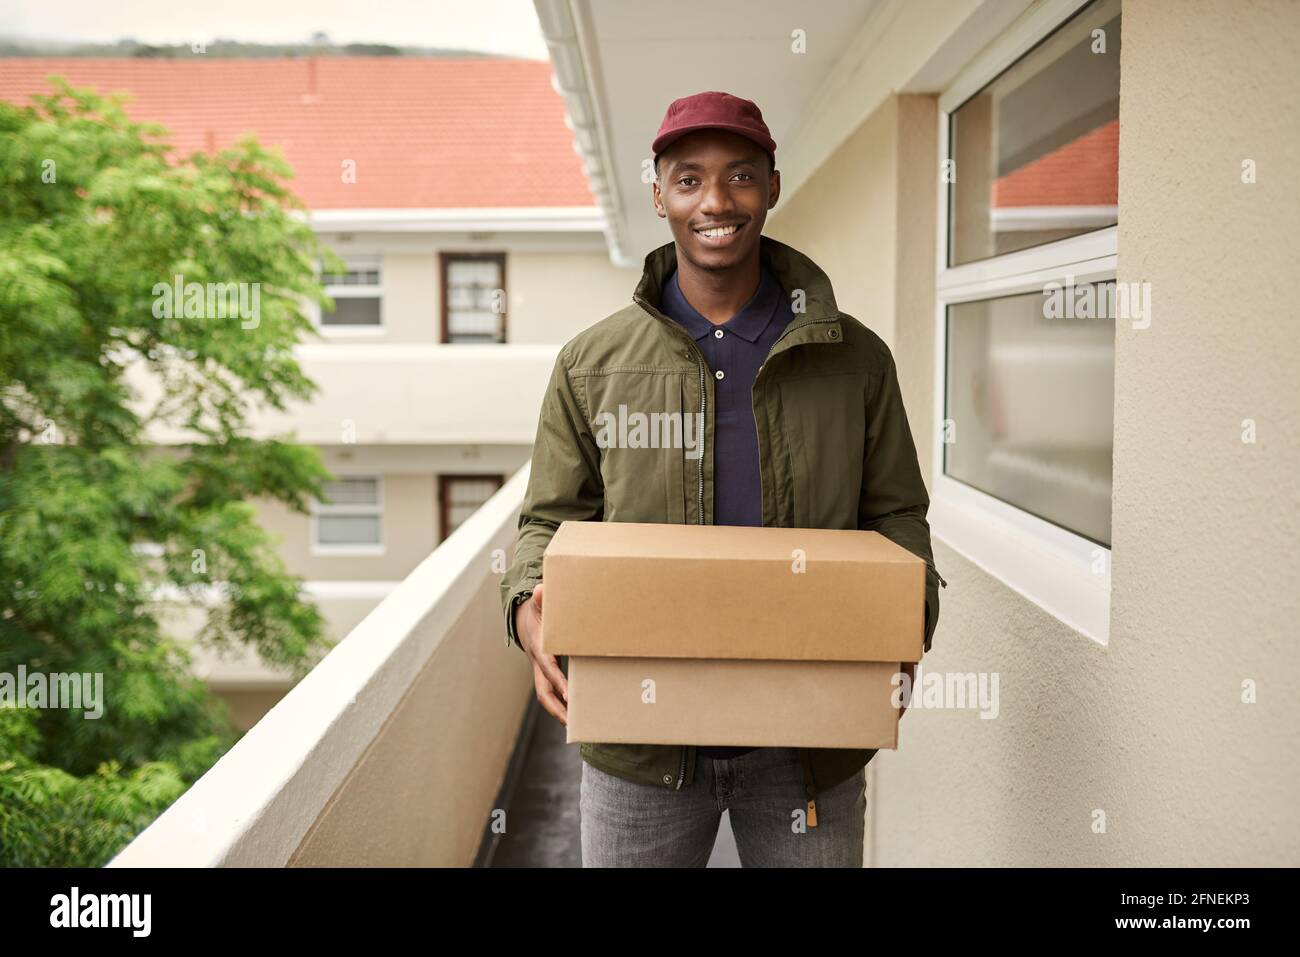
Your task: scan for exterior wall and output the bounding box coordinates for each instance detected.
[507,250,637,343]
[1104,0,1300,863]
[768,94,938,482]
[255,471,437,582]
[311,239,632,345]
[379,251,440,343]
[767,0,1300,868]
[250,444,528,580]
[765,96,901,352]
[288,568,528,866]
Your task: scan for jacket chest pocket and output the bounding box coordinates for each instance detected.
[585,372,689,524]
[776,372,867,529]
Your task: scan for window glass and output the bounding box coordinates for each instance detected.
[944,285,1114,546]
[948,0,1120,266]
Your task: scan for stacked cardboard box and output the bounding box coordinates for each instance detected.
[541,521,926,749]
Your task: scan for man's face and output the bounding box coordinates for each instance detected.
[652,129,779,271]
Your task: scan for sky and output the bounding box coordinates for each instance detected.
[0,0,549,59]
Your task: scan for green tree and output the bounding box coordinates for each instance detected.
[0,79,341,866]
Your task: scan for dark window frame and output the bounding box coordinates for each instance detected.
[439,252,508,344]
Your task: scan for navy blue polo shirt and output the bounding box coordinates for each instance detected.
[660,261,796,760]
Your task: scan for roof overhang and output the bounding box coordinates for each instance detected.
[535,0,1034,267]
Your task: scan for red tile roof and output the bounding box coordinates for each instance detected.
[992,118,1118,208]
[0,57,596,210]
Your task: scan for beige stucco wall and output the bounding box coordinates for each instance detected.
[768,94,938,481]
[768,0,1299,868]
[312,244,633,345]
[379,251,439,342]
[1104,0,1300,863]
[507,250,638,343]
[250,444,530,581]
[289,566,532,866]
[765,96,902,352]
[254,471,435,581]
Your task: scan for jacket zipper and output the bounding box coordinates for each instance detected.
[760,311,835,822]
[694,353,705,528]
[675,351,707,790]
[633,294,707,790]
[635,292,833,796]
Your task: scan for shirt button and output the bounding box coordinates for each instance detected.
[715,370,725,380]
[714,329,724,339]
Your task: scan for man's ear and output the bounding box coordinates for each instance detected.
[652,179,666,218]
[768,168,781,210]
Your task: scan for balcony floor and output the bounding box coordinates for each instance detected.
[486,701,741,867]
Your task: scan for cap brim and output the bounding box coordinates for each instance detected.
[652,123,776,161]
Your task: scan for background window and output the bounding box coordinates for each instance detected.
[438,474,504,542]
[944,287,1114,546]
[948,0,1120,266]
[313,477,382,549]
[321,261,382,327]
[441,253,506,343]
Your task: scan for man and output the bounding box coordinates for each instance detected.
[500,91,944,867]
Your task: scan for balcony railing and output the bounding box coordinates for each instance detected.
[108,465,534,866]
[123,343,560,446]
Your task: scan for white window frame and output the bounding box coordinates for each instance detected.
[310,475,385,557]
[930,0,1117,645]
[314,255,384,335]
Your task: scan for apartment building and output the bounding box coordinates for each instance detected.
[0,55,634,726]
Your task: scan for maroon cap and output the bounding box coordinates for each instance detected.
[652,91,776,168]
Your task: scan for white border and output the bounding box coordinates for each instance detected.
[931,0,1116,645]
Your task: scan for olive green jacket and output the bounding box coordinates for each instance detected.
[499,234,944,820]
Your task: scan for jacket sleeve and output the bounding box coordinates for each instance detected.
[499,347,605,653]
[858,348,944,653]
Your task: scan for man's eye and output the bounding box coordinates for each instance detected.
[733,172,753,181]
[678,177,697,187]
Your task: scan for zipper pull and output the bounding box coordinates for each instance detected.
[806,798,818,828]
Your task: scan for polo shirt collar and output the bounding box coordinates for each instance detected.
[662,264,782,343]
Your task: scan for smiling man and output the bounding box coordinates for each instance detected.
[500,91,943,867]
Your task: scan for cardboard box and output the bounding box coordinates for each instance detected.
[542,521,926,750]
[566,657,904,749]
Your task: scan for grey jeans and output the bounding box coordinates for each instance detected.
[579,746,866,867]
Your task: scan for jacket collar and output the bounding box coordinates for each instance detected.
[661,263,784,343]
[633,234,842,331]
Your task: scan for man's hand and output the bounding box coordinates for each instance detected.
[898,661,916,719]
[514,583,568,726]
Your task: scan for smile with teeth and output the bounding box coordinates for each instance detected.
[696,223,743,239]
